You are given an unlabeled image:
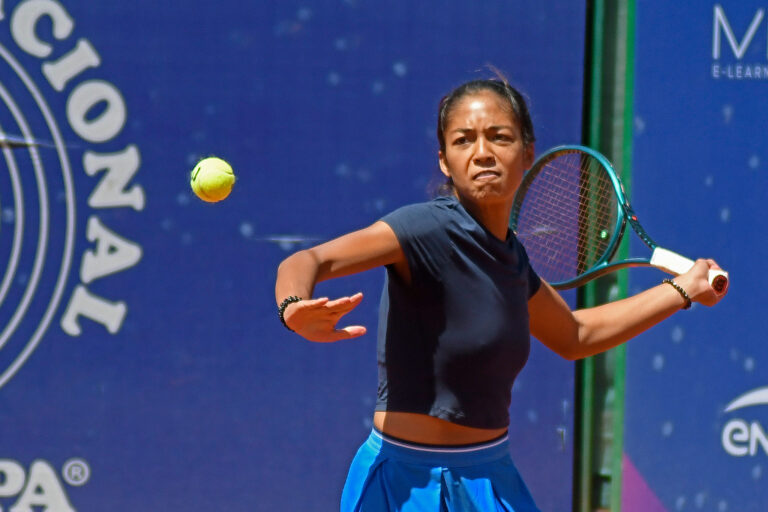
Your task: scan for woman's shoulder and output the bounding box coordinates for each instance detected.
[380,196,458,238]
[384,195,458,219]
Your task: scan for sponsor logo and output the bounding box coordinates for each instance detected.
[0,458,89,512]
[0,0,145,388]
[721,386,768,456]
[711,4,768,80]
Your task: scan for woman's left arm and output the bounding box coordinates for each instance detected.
[528,259,727,360]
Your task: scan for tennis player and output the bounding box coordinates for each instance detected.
[274,78,727,511]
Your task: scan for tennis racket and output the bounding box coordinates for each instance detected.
[510,145,729,292]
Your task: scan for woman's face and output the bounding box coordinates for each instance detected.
[439,90,534,208]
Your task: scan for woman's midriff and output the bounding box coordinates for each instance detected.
[373,411,507,445]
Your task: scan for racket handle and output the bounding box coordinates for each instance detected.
[650,247,729,294]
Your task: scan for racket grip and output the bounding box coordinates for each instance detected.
[650,247,729,294]
[707,269,729,294]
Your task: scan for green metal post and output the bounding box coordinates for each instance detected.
[575,0,635,510]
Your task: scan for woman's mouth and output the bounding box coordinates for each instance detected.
[473,170,500,181]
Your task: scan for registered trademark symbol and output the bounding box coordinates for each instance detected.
[61,458,90,486]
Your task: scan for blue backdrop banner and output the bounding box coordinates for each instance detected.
[624,2,768,511]
[0,1,585,510]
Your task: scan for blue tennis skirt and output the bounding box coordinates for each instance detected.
[340,429,541,512]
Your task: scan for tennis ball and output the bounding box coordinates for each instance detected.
[190,157,235,203]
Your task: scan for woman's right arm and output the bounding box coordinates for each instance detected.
[275,220,406,342]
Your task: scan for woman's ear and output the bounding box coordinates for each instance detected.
[438,151,450,178]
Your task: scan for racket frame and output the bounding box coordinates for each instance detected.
[511,145,727,290]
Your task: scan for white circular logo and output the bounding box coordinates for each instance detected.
[61,458,90,486]
[0,0,145,389]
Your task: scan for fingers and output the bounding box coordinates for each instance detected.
[705,258,722,271]
[324,292,364,312]
[697,257,727,273]
[335,325,367,339]
[691,258,712,272]
[285,294,359,322]
[283,293,366,341]
[291,292,363,312]
[303,325,367,343]
[302,324,367,343]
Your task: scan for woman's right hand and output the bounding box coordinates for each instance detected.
[283,292,367,342]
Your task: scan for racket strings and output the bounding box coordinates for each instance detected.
[514,152,619,283]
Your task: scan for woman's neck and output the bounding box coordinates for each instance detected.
[455,195,512,241]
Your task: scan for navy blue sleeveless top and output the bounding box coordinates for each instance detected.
[375,196,541,429]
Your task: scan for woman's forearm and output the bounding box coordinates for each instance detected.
[571,282,689,358]
[531,260,724,360]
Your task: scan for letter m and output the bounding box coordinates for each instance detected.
[713,5,764,59]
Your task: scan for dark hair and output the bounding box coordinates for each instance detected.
[436,78,535,154]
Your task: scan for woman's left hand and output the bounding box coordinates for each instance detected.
[673,258,728,307]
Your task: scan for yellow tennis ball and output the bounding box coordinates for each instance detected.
[190,157,235,203]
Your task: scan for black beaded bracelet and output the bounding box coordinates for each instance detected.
[662,279,691,310]
[278,296,303,330]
